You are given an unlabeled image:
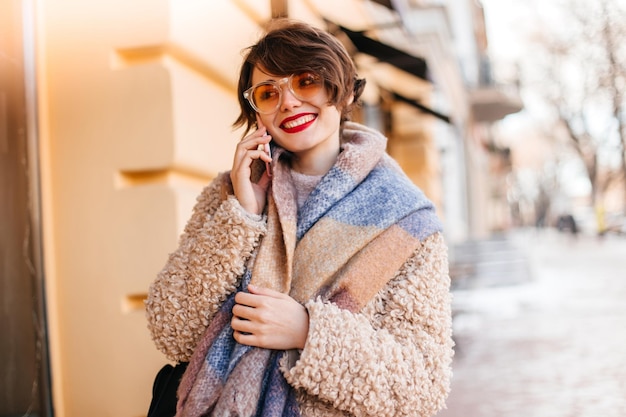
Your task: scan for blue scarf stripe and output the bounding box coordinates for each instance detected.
[257,352,299,417]
[201,271,255,380]
[398,207,443,241]
[326,165,432,227]
[296,166,356,240]
[298,162,437,241]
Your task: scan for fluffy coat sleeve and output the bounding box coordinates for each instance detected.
[281,232,453,417]
[145,174,267,362]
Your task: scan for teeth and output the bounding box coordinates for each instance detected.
[283,114,315,129]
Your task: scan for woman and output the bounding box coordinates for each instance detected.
[146,19,453,417]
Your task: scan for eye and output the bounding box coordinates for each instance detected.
[255,84,280,102]
[296,72,322,90]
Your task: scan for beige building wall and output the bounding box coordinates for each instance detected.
[36,1,443,415]
[37,1,271,415]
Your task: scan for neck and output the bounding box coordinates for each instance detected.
[290,129,342,175]
[291,148,339,175]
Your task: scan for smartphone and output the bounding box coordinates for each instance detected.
[264,142,272,178]
[258,134,272,178]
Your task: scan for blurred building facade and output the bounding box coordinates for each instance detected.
[2,0,520,415]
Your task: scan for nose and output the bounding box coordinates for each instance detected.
[279,83,302,111]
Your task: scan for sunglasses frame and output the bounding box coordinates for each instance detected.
[243,72,323,114]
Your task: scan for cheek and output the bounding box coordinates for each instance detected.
[261,117,287,147]
[322,106,342,126]
[258,114,276,133]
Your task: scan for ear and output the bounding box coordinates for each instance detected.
[346,94,354,106]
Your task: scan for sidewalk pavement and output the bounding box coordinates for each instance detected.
[439,229,626,417]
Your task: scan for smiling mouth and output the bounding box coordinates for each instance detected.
[281,114,316,130]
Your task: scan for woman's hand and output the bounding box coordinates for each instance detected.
[232,285,310,350]
[230,123,272,215]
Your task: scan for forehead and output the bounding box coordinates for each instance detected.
[251,66,284,85]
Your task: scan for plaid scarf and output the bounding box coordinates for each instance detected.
[175,122,442,417]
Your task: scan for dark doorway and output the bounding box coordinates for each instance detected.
[0,1,53,416]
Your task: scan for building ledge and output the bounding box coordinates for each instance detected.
[470,87,523,123]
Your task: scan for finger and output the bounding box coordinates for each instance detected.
[233,329,260,347]
[256,145,272,164]
[234,290,263,308]
[232,302,256,320]
[235,136,271,167]
[241,148,271,165]
[231,144,271,180]
[231,315,255,334]
[256,115,265,131]
[247,284,286,299]
[236,130,269,155]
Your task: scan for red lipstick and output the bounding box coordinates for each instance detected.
[280,113,317,133]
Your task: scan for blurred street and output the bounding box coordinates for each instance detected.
[440,229,626,417]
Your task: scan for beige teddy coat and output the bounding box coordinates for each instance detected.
[145,172,454,417]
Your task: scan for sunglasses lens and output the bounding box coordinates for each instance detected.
[251,83,281,113]
[248,72,324,113]
[291,72,323,100]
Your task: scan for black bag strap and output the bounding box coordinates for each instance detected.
[147,362,189,417]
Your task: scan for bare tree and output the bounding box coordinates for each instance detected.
[598,0,626,210]
[522,0,626,222]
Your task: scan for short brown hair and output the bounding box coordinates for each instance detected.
[233,19,365,136]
